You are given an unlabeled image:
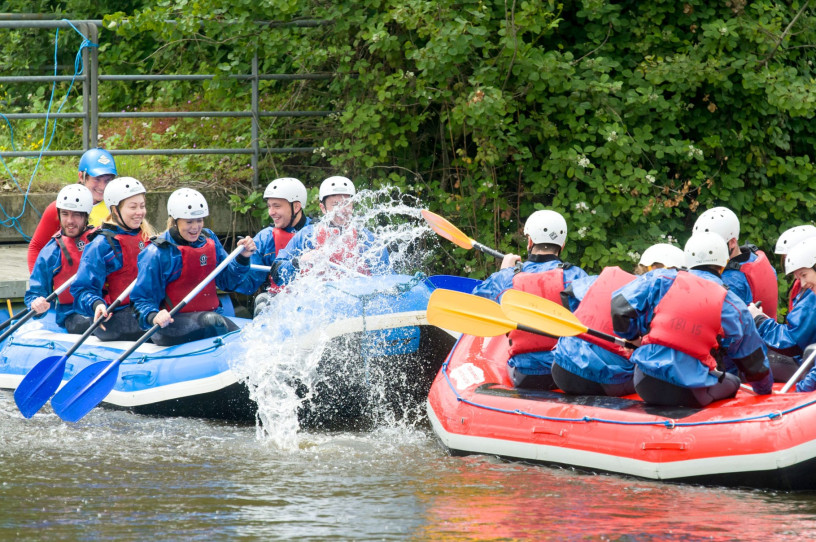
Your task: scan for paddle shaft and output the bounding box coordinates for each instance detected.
[585,328,638,350]
[0,274,77,343]
[64,280,137,358]
[472,241,505,260]
[780,348,816,393]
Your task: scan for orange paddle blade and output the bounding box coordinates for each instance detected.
[421,209,474,250]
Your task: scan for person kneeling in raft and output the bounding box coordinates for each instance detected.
[130,189,256,347]
[611,232,773,408]
[472,209,588,391]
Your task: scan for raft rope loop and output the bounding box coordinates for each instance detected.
[327,272,428,389]
[439,355,816,428]
[1,20,96,240]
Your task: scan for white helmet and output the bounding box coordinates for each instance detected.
[319,176,355,201]
[692,206,740,243]
[167,188,209,219]
[775,225,816,255]
[524,210,568,246]
[639,243,686,269]
[684,232,729,268]
[263,177,307,205]
[784,237,816,275]
[56,184,93,214]
[104,177,146,208]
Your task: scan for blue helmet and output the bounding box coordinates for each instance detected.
[78,148,117,177]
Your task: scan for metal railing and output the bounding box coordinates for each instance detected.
[0,17,334,187]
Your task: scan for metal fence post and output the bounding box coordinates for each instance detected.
[88,23,99,149]
[251,52,260,188]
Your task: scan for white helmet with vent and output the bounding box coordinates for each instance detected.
[104,177,146,208]
[785,237,816,275]
[684,232,729,268]
[168,188,209,219]
[56,184,94,214]
[692,206,740,243]
[318,176,356,201]
[639,243,686,269]
[523,210,567,247]
[263,177,307,205]
[775,225,816,255]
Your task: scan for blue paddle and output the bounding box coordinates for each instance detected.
[50,246,245,423]
[0,275,78,345]
[13,279,138,418]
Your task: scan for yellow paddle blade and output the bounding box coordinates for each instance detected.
[427,289,517,337]
[500,289,588,337]
[421,209,474,250]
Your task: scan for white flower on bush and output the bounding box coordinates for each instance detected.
[574,201,589,212]
[628,251,640,261]
[687,145,703,159]
[645,174,656,184]
[719,27,728,36]
[577,155,591,168]
[577,226,589,239]
[606,131,618,142]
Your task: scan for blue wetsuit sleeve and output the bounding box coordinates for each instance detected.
[25,241,60,309]
[361,228,391,275]
[270,227,310,286]
[213,234,251,292]
[71,235,118,317]
[757,291,816,355]
[471,268,513,302]
[234,228,274,295]
[722,269,752,306]
[720,293,771,393]
[130,243,177,329]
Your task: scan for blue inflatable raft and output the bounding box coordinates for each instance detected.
[0,274,472,426]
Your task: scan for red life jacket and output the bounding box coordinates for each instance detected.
[313,226,371,276]
[789,281,802,313]
[642,271,727,370]
[730,246,778,319]
[267,228,296,294]
[163,236,220,313]
[53,227,97,305]
[100,229,150,306]
[507,268,565,357]
[573,266,636,359]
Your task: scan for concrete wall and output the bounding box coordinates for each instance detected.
[0,190,253,243]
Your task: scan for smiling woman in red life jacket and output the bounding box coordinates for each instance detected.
[270,176,391,286]
[129,189,256,347]
[25,184,97,333]
[233,177,313,316]
[71,177,156,341]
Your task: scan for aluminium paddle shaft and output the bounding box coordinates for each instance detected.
[0,274,77,344]
[50,245,246,423]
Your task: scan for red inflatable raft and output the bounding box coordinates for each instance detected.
[427,333,816,490]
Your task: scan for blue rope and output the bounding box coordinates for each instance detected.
[0,20,98,240]
[439,351,816,429]
[6,331,234,365]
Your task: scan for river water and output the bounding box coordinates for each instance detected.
[4,191,816,541]
[2,388,816,541]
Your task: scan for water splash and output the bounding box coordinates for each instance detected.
[229,186,439,450]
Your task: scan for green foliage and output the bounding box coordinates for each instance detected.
[3,0,816,289]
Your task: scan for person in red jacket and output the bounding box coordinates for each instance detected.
[27,148,117,272]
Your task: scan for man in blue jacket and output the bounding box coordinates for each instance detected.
[236,177,313,315]
[271,176,390,286]
[472,209,588,390]
[611,232,773,407]
[26,185,97,333]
